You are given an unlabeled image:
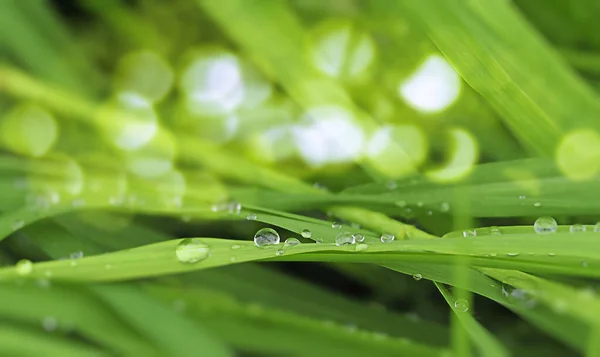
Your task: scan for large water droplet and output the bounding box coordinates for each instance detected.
[380,233,395,243]
[301,229,312,238]
[175,238,211,263]
[570,224,586,233]
[284,238,300,246]
[354,233,365,242]
[254,228,280,247]
[533,216,557,234]
[453,299,469,312]
[336,231,356,246]
[16,259,33,275]
[413,273,422,281]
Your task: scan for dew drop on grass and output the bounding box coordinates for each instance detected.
[570,224,586,233]
[315,237,324,244]
[533,202,541,207]
[16,259,33,275]
[453,299,469,312]
[533,216,557,234]
[284,238,300,246]
[439,202,450,212]
[354,233,365,242]
[12,220,24,231]
[175,238,211,263]
[548,252,556,257]
[231,244,241,250]
[301,229,312,238]
[253,228,280,247]
[380,233,395,243]
[355,243,368,251]
[502,283,537,309]
[246,213,257,221]
[332,222,342,229]
[69,251,83,260]
[462,230,476,238]
[506,253,520,257]
[276,249,285,256]
[594,222,600,232]
[395,200,407,207]
[335,232,356,246]
[413,273,422,281]
[518,195,526,200]
[227,201,242,215]
[490,226,501,235]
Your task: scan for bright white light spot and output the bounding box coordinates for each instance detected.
[556,129,600,181]
[107,92,158,151]
[180,53,245,116]
[310,21,375,80]
[366,124,428,178]
[292,106,365,167]
[426,128,478,182]
[399,55,461,113]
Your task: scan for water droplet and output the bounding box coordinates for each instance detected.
[227,201,242,215]
[594,222,600,232]
[253,228,280,247]
[42,317,58,332]
[314,237,324,244]
[413,273,422,281]
[231,244,241,250]
[275,249,285,256]
[351,222,361,229]
[386,180,398,190]
[395,200,407,207]
[462,230,476,238]
[533,216,557,234]
[380,233,395,243]
[518,195,526,200]
[175,238,211,263]
[490,226,501,235]
[284,238,300,246]
[301,229,312,238]
[416,201,424,207]
[353,233,365,242]
[533,202,541,207]
[12,220,24,231]
[335,232,356,246]
[16,259,33,275]
[439,202,450,212]
[453,299,469,312]
[246,213,257,221]
[548,252,556,257]
[570,224,586,233]
[426,210,433,216]
[332,222,342,229]
[502,282,537,309]
[355,243,368,251]
[506,252,520,257]
[69,251,83,260]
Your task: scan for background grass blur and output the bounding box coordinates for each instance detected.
[2,0,600,356]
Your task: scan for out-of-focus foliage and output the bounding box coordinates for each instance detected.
[1,0,600,356]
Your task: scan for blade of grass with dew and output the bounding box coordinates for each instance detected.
[0,282,156,355]
[435,282,510,357]
[396,0,600,156]
[0,322,110,357]
[91,284,232,357]
[143,283,448,357]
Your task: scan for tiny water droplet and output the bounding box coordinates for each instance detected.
[332,222,342,229]
[42,317,58,332]
[506,252,519,257]
[227,201,242,215]
[275,249,285,256]
[301,229,312,238]
[380,233,395,243]
[12,220,24,231]
[246,213,257,221]
[426,210,433,216]
[416,201,424,207]
[453,299,469,312]
[533,216,557,234]
[314,237,323,244]
[395,200,407,208]
[16,259,33,275]
[253,228,280,247]
[570,224,586,233]
[355,243,369,251]
[386,180,397,190]
[490,226,501,235]
[502,282,537,309]
[353,233,365,243]
[230,256,237,263]
[518,195,526,200]
[231,244,241,250]
[594,222,600,232]
[548,252,556,257]
[284,238,300,246]
[175,238,211,263]
[462,230,476,238]
[439,202,450,212]
[69,251,83,260]
[413,273,422,281]
[335,232,356,246]
[533,202,541,207]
